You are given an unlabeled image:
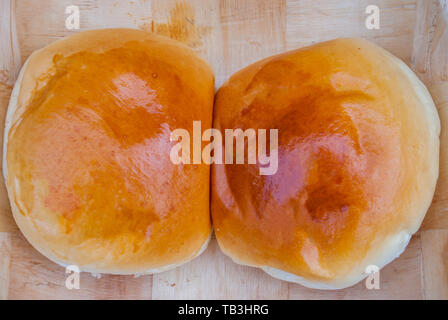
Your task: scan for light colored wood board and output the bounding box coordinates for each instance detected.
[148,0,227,87]
[0,83,16,233]
[424,83,448,230]
[421,229,448,299]
[414,1,448,297]
[286,0,417,64]
[0,0,20,233]
[7,232,153,300]
[412,0,448,86]
[1,0,446,300]
[216,0,286,85]
[0,233,12,300]
[152,239,289,299]
[16,0,78,61]
[15,0,226,86]
[412,0,448,231]
[288,235,424,299]
[15,0,149,62]
[139,0,284,87]
[0,0,21,85]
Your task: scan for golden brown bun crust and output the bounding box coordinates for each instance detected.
[4,29,214,274]
[212,38,440,289]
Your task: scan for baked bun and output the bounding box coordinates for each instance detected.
[4,29,214,274]
[212,38,440,289]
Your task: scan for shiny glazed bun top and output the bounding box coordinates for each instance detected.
[212,38,440,289]
[4,29,214,274]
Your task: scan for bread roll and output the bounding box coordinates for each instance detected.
[4,29,214,274]
[211,38,440,289]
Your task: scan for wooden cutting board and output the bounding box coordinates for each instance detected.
[1,0,447,300]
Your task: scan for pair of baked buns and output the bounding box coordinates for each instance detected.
[4,29,439,289]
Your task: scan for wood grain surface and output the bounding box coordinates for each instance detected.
[0,0,447,299]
